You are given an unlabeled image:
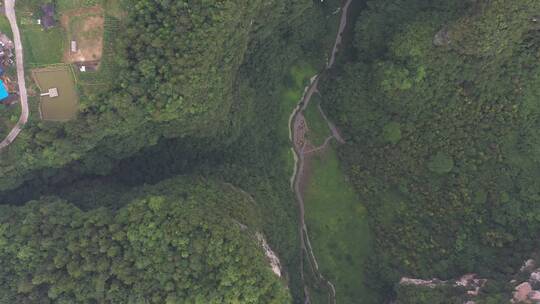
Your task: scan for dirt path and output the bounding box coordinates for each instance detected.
[0,0,29,151]
[318,103,345,144]
[289,0,352,303]
[304,135,334,155]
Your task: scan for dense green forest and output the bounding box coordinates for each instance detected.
[4,0,539,302]
[0,0,341,303]
[0,177,290,303]
[320,0,540,299]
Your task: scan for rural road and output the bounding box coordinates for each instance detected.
[0,0,29,151]
[289,0,352,303]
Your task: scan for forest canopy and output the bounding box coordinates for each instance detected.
[0,177,289,303]
[320,0,540,293]
[0,0,340,302]
[5,0,540,302]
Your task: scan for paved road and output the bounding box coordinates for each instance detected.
[0,0,29,151]
[289,0,352,303]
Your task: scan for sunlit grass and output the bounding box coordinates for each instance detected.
[304,95,331,147]
[21,25,64,66]
[304,147,377,304]
[279,64,317,176]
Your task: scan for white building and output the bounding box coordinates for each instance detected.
[41,88,58,98]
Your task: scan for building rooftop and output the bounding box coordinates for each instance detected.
[41,4,55,29]
[41,3,54,16]
[0,79,9,101]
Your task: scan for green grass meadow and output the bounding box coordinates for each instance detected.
[102,0,125,18]
[16,0,63,66]
[279,64,317,175]
[0,16,13,38]
[304,94,331,147]
[275,63,376,303]
[304,147,377,304]
[56,0,100,11]
[280,64,317,139]
[21,26,64,66]
[0,103,21,139]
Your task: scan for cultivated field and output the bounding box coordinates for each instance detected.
[15,0,123,119]
[33,66,79,121]
[61,6,105,64]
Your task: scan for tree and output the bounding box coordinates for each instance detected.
[428,152,454,174]
[0,178,290,303]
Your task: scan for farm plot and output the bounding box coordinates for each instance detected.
[33,66,79,121]
[56,0,100,11]
[61,6,104,65]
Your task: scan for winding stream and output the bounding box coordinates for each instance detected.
[289,0,353,303]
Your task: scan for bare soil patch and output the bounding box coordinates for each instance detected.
[61,6,104,65]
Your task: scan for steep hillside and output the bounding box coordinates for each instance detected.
[0,0,336,192]
[319,0,540,296]
[0,177,289,303]
[0,1,344,302]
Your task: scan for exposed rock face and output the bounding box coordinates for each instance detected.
[529,290,540,301]
[514,282,533,303]
[233,218,282,278]
[256,233,282,277]
[399,277,444,288]
[399,258,540,303]
[433,27,451,46]
[522,259,536,272]
[512,259,540,303]
[531,271,540,283]
[400,274,486,303]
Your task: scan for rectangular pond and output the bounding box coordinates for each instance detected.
[33,66,79,121]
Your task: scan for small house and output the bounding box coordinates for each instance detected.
[0,79,11,105]
[41,3,55,29]
[0,79,8,100]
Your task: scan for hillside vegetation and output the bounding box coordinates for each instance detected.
[0,0,343,302]
[320,0,540,297]
[0,177,289,303]
[0,0,336,192]
[7,0,539,301]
